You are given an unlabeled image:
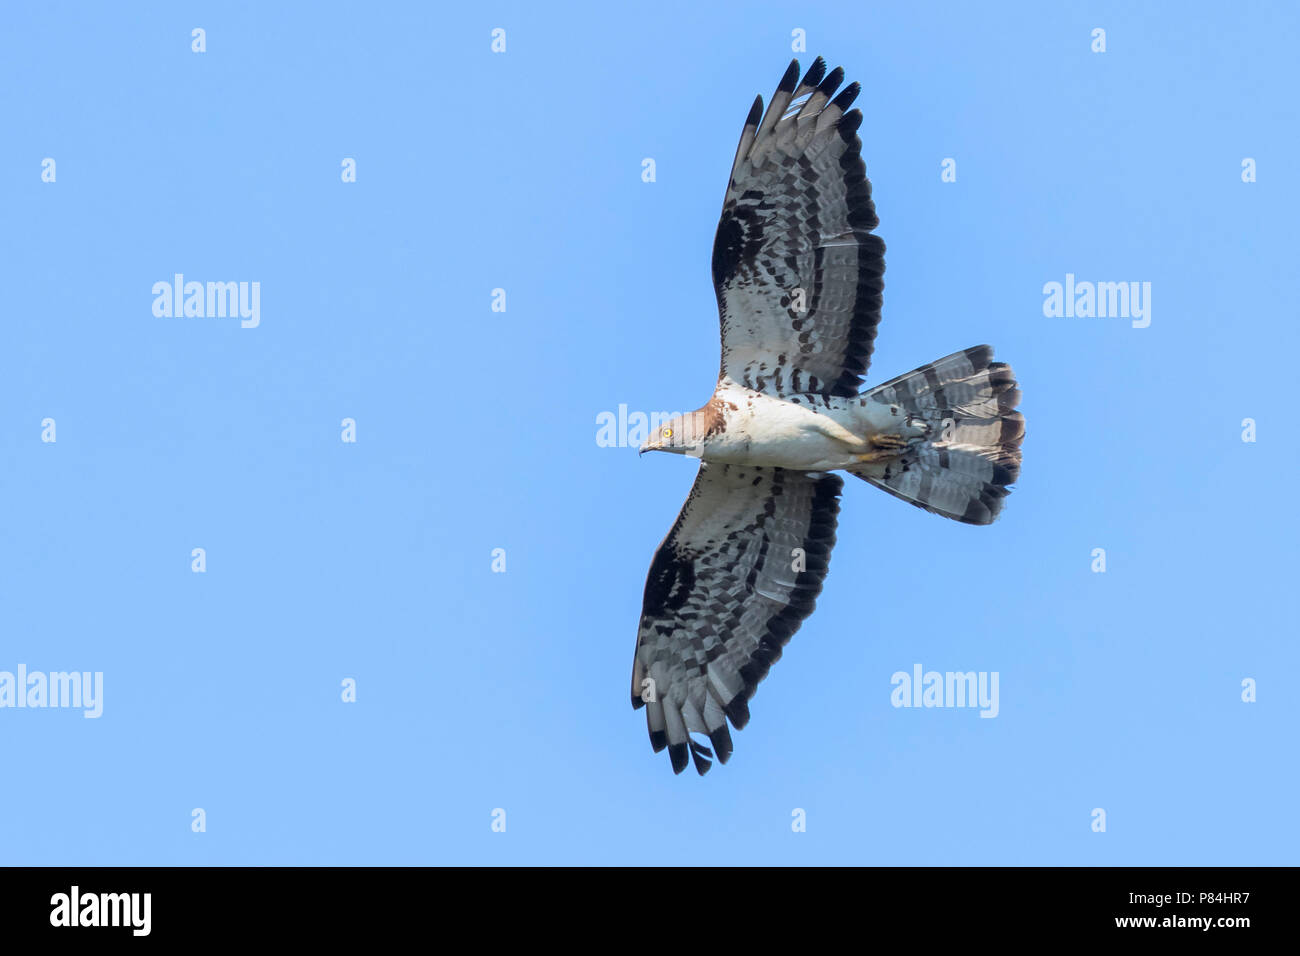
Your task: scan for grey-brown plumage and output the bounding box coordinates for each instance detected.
[631,465,841,775]
[711,59,883,398]
[852,346,1025,524]
[631,58,1025,775]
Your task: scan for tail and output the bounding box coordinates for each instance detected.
[850,346,1024,525]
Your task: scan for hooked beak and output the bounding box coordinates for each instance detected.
[640,442,688,457]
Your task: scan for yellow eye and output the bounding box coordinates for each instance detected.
[662,428,673,439]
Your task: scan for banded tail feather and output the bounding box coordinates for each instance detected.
[852,345,1024,525]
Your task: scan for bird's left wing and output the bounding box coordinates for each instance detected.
[630,463,843,775]
[712,57,885,398]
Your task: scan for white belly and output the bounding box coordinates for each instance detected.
[701,382,904,471]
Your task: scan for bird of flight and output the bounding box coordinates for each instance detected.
[631,57,1025,775]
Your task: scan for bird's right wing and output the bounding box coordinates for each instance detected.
[630,463,843,775]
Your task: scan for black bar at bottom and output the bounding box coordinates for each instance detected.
[0,866,1285,941]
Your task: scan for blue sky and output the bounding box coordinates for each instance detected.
[1,1,1296,865]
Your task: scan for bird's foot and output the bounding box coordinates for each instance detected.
[856,433,908,463]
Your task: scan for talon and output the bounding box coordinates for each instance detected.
[870,433,908,450]
[856,433,908,464]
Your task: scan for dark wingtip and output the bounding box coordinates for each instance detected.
[649,730,667,753]
[689,739,714,776]
[708,726,734,764]
[801,57,826,89]
[745,94,763,127]
[669,742,689,774]
[724,695,751,729]
[832,81,861,112]
[777,59,800,92]
[818,66,845,96]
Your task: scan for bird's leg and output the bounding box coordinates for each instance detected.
[855,433,908,463]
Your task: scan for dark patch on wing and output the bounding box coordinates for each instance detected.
[710,58,887,398]
[630,464,843,775]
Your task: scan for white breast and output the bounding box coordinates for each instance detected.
[703,381,879,470]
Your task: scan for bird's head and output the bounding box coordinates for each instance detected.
[639,410,713,458]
